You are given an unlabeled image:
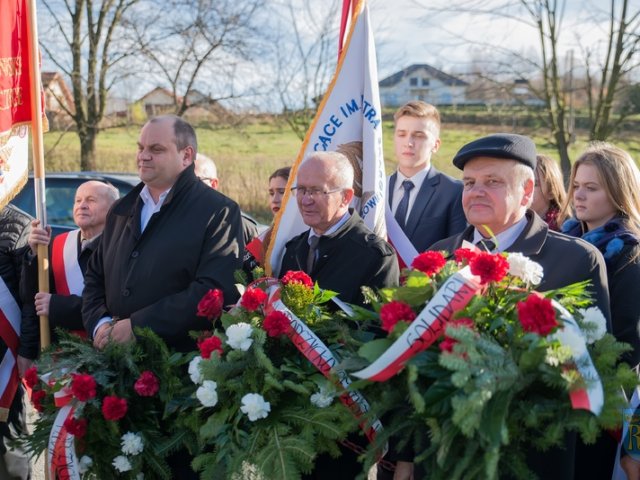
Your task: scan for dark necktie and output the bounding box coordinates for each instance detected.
[394,180,415,229]
[476,239,496,252]
[306,235,320,273]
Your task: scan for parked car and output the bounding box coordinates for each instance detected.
[11,172,140,235]
[11,171,267,237]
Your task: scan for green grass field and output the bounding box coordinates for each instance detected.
[41,121,640,223]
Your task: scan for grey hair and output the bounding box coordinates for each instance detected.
[303,151,354,190]
[512,161,535,208]
[195,153,218,180]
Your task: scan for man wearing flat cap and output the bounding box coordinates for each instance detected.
[420,133,609,480]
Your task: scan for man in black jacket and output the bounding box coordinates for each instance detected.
[83,115,243,479]
[0,204,36,480]
[280,151,399,308]
[392,134,610,480]
[84,115,243,353]
[280,151,399,479]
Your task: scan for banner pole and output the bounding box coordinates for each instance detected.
[25,0,51,351]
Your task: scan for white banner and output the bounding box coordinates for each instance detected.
[266,0,386,276]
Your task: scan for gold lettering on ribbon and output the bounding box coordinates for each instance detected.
[0,57,22,77]
[0,88,23,111]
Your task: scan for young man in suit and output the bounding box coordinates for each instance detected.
[388,101,466,255]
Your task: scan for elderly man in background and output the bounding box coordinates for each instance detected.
[21,181,119,342]
[195,153,259,245]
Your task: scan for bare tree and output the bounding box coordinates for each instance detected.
[268,0,340,140]
[414,0,640,176]
[40,0,140,170]
[584,0,640,140]
[128,0,264,117]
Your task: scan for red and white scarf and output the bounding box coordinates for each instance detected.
[51,229,84,296]
[0,275,21,421]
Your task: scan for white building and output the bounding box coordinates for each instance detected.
[379,64,468,108]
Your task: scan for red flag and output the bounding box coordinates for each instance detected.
[0,0,46,134]
[0,0,48,421]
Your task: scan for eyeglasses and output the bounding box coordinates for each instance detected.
[290,186,343,199]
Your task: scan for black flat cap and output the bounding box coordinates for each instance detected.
[452,133,537,170]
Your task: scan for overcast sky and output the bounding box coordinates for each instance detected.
[368,0,632,79]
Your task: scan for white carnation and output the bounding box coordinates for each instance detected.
[188,355,204,384]
[240,393,271,421]
[121,431,144,456]
[580,307,607,344]
[310,386,334,408]
[196,380,219,407]
[78,455,93,474]
[226,323,253,351]
[507,252,543,285]
[112,455,132,473]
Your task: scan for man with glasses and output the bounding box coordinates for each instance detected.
[279,151,399,479]
[280,151,399,308]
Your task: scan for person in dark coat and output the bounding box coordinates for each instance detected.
[388,101,466,254]
[280,151,399,308]
[21,181,119,341]
[195,152,259,245]
[279,151,399,479]
[560,142,640,479]
[84,115,243,353]
[391,133,610,480]
[0,204,36,480]
[83,115,243,479]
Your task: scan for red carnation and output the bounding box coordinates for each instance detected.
[439,337,457,353]
[411,251,447,276]
[469,251,509,284]
[263,311,291,337]
[517,294,558,336]
[64,416,88,438]
[439,318,475,354]
[454,248,477,264]
[134,371,160,397]
[31,389,46,412]
[71,373,97,402]
[380,301,417,333]
[24,367,38,389]
[101,395,128,421]
[282,270,313,288]
[241,287,268,312]
[198,335,223,359]
[197,289,224,321]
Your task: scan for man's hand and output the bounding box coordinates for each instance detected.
[621,454,640,480]
[393,461,414,480]
[34,292,52,316]
[17,355,33,378]
[93,319,134,350]
[28,219,52,255]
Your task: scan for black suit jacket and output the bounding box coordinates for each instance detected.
[279,212,399,308]
[430,210,612,332]
[388,167,466,253]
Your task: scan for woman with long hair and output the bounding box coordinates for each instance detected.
[532,154,568,231]
[562,142,640,479]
